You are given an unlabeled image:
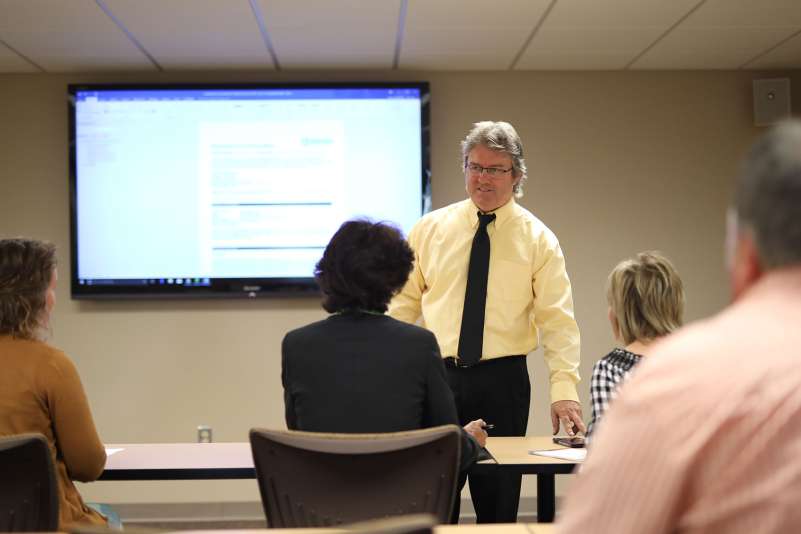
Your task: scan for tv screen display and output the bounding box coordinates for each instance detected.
[68,83,430,299]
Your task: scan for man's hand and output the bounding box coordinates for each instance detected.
[551,400,586,436]
[463,419,488,447]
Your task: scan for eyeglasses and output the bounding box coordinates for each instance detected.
[465,163,513,178]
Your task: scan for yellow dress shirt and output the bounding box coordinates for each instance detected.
[389,198,581,403]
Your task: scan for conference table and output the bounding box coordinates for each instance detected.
[180,525,553,533]
[472,437,580,523]
[100,436,580,523]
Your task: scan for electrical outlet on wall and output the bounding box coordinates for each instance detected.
[197,425,212,443]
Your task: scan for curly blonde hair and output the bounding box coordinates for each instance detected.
[0,238,57,340]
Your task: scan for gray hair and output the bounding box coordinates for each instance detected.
[735,119,801,268]
[461,121,528,198]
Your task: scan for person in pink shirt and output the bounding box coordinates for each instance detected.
[559,119,801,534]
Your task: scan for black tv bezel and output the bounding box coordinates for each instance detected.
[68,81,431,300]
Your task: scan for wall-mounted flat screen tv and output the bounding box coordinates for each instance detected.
[68,82,430,299]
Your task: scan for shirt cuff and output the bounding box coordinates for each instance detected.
[551,380,580,404]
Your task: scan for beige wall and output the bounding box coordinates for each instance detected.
[1,69,799,508]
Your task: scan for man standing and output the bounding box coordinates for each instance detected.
[559,120,801,533]
[389,121,584,523]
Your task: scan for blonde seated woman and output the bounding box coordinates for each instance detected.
[0,238,112,529]
[586,251,685,438]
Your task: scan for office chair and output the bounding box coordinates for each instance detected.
[0,433,59,532]
[249,425,461,528]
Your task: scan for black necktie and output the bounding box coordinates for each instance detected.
[457,212,496,365]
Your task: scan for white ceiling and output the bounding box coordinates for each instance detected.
[0,0,799,73]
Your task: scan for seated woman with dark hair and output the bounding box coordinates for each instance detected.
[282,219,486,471]
[0,238,108,529]
[586,251,685,438]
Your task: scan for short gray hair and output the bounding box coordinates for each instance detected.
[461,121,528,198]
[736,120,801,268]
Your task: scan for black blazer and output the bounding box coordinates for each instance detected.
[282,311,478,470]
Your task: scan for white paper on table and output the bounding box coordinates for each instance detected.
[528,448,587,462]
[105,448,124,456]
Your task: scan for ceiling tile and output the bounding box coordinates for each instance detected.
[258,0,398,69]
[0,40,39,73]
[103,0,274,70]
[516,0,700,70]
[746,31,801,69]
[530,27,669,52]
[402,54,520,71]
[516,52,636,70]
[543,0,702,27]
[401,0,552,70]
[404,28,533,55]
[266,54,395,70]
[682,0,801,27]
[634,27,799,69]
[633,0,801,69]
[0,0,155,72]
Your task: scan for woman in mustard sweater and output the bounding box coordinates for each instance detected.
[0,238,108,529]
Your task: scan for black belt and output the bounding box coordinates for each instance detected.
[443,355,525,369]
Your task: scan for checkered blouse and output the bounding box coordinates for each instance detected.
[587,348,643,438]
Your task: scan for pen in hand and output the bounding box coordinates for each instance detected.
[481,423,494,430]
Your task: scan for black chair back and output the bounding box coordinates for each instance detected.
[249,425,461,527]
[0,433,59,531]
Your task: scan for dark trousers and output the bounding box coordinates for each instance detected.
[445,355,530,523]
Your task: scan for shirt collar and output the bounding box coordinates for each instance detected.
[465,197,516,229]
